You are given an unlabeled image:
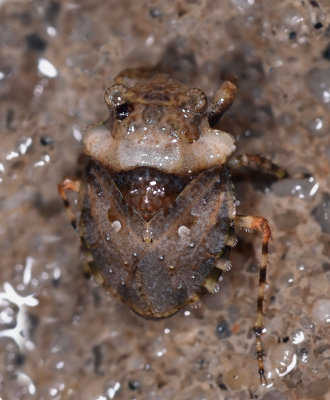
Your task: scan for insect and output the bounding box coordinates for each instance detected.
[59,68,288,383]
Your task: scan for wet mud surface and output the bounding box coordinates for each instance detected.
[0,1,329,399]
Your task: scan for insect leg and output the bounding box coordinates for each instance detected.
[58,178,81,231]
[208,80,238,127]
[234,214,271,385]
[228,154,289,179]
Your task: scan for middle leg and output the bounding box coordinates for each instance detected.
[229,154,288,179]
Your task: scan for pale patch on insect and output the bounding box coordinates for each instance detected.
[111,220,121,232]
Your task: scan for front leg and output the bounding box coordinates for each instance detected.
[58,178,81,231]
[234,215,272,384]
[208,80,238,127]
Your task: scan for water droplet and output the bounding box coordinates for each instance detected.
[56,361,64,370]
[315,118,322,128]
[291,329,305,345]
[189,242,195,248]
[308,117,325,137]
[18,137,33,155]
[34,154,51,167]
[128,380,142,390]
[274,345,297,377]
[49,387,58,396]
[111,220,121,232]
[272,176,319,199]
[159,255,164,261]
[287,276,294,285]
[142,228,153,242]
[299,316,314,330]
[104,233,111,241]
[215,319,231,339]
[22,257,35,286]
[152,336,167,358]
[297,347,309,364]
[6,151,19,160]
[106,381,121,399]
[322,89,330,103]
[312,299,330,324]
[212,283,220,294]
[178,225,191,239]
[47,26,57,36]
[38,57,57,78]
[15,372,36,395]
[72,124,82,142]
[312,192,330,234]
[309,180,319,197]
[305,67,330,107]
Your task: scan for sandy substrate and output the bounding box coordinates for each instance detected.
[0,1,329,399]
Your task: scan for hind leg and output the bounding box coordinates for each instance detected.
[234,215,271,384]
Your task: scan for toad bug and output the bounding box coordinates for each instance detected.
[59,69,288,383]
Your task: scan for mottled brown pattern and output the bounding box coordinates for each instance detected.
[1,0,329,399]
[79,160,234,319]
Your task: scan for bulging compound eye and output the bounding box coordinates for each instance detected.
[104,84,128,107]
[186,88,207,113]
[104,84,133,121]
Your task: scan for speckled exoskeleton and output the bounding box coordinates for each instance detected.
[59,69,287,383]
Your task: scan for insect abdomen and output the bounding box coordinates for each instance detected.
[80,160,235,318]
